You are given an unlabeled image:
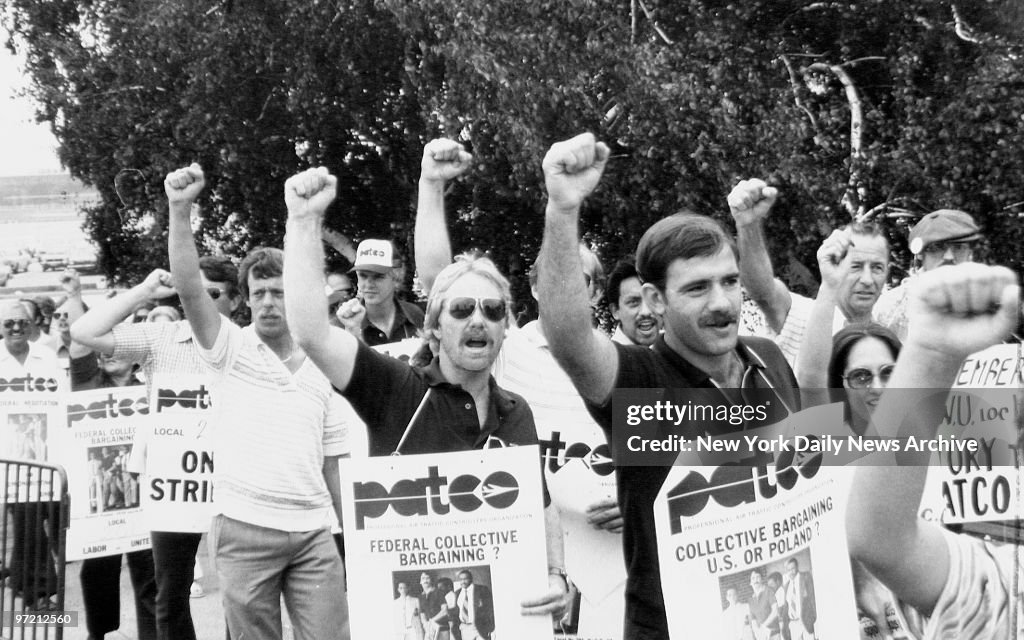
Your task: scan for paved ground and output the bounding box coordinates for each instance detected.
[61,535,232,640]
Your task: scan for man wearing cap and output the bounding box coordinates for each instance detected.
[348,238,424,345]
[874,209,983,341]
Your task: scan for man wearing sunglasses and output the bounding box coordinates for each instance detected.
[0,300,65,612]
[875,209,983,341]
[283,166,572,626]
[536,134,800,640]
[412,138,626,640]
[72,257,240,640]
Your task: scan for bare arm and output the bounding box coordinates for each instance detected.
[283,167,361,392]
[729,179,792,333]
[165,164,221,350]
[537,133,618,405]
[795,230,851,388]
[413,139,472,294]
[59,270,91,358]
[70,268,176,355]
[519,502,570,617]
[847,263,1019,613]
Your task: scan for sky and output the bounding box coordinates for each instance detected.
[0,29,64,177]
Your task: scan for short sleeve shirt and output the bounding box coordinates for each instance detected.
[923,529,1021,639]
[341,340,538,457]
[585,335,799,640]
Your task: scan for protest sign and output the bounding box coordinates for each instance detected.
[59,385,151,560]
[653,403,860,639]
[339,446,553,640]
[137,374,217,532]
[920,343,1021,524]
[0,380,64,502]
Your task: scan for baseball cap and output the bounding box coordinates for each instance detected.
[350,239,397,274]
[908,209,982,255]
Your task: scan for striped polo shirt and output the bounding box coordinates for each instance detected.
[198,322,351,532]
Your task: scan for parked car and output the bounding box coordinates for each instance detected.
[36,249,69,271]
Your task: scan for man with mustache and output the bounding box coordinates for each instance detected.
[874,209,982,341]
[607,258,662,347]
[729,179,891,373]
[164,164,352,640]
[536,133,799,640]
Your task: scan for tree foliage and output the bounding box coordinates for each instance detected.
[4,0,1024,301]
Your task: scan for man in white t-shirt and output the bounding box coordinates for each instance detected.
[165,164,350,640]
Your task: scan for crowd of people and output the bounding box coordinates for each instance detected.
[0,131,1019,640]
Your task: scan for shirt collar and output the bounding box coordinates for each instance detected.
[651,335,765,385]
[420,357,519,415]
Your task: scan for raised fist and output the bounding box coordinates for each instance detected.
[421,139,473,183]
[815,228,854,292]
[164,163,205,205]
[907,263,1019,359]
[542,133,610,213]
[728,178,778,228]
[285,167,337,220]
[141,268,177,300]
[336,297,366,334]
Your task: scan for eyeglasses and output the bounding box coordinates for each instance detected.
[843,364,896,389]
[922,241,974,259]
[2,319,28,330]
[206,287,224,300]
[446,297,507,322]
[55,312,69,321]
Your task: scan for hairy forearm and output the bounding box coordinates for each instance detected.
[414,178,453,295]
[795,285,837,387]
[167,203,203,299]
[70,285,147,350]
[538,209,589,371]
[285,216,330,350]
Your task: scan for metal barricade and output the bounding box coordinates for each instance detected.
[0,459,69,640]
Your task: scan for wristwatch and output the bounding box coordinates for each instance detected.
[548,566,569,587]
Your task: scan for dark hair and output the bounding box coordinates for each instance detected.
[200,255,240,299]
[827,322,902,390]
[606,258,640,309]
[635,212,738,292]
[237,247,283,299]
[846,221,891,256]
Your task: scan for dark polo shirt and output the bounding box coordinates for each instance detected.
[341,340,538,457]
[586,335,799,640]
[361,299,424,347]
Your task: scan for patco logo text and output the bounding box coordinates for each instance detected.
[353,466,520,530]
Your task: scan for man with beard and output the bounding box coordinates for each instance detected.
[728,179,890,372]
[606,258,661,346]
[536,134,799,640]
[874,209,983,341]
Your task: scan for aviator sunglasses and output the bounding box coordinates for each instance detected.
[843,364,895,389]
[446,297,507,322]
